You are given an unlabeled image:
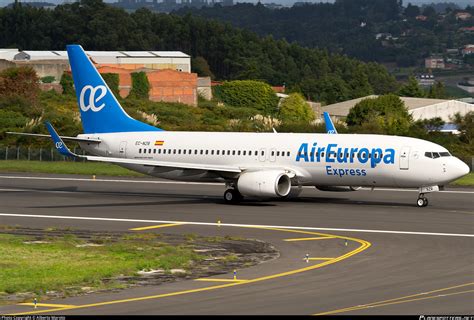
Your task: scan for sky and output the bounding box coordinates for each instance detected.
[0,0,471,8]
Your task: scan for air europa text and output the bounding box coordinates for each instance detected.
[295,143,396,168]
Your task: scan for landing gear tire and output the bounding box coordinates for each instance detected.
[224,189,243,204]
[417,198,425,207]
[416,196,428,207]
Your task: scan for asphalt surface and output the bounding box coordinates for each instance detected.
[0,173,473,315]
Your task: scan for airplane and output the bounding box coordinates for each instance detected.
[9,45,470,207]
[323,112,338,134]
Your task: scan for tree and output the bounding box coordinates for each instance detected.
[428,81,446,99]
[278,93,315,123]
[346,94,412,135]
[192,56,215,79]
[453,111,474,145]
[129,72,150,99]
[0,66,39,103]
[59,72,75,96]
[398,76,425,97]
[405,3,420,18]
[217,80,279,114]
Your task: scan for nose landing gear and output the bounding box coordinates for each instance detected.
[416,194,428,207]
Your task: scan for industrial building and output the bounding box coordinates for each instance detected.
[0,49,207,107]
[322,95,474,123]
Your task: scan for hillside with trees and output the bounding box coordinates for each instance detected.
[0,0,398,104]
[176,0,474,68]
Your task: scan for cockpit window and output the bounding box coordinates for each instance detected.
[425,151,451,159]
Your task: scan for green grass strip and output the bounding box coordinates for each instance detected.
[0,233,203,296]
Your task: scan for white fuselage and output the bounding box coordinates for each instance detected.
[78,131,468,188]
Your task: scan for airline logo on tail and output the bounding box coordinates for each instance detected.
[79,85,107,112]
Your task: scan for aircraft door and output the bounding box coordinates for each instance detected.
[119,141,127,158]
[399,146,410,170]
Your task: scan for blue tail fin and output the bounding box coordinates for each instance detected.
[323,112,338,134]
[67,45,162,134]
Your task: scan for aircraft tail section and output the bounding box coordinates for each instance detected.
[67,45,162,134]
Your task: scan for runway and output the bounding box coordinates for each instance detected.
[0,173,473,315]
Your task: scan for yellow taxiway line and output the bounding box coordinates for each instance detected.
[194,279,249,283]
[18,303,76,308]
[315,282,474,315]
[307,258,334,261]
[129,223,184,231]
[10,225,371,315]
[284,236,335,242]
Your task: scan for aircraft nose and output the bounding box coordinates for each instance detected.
[452,158,470,180]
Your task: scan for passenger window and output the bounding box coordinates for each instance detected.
[200,150,203,155]
[154,149,156,154]
[211,150,214,155]
[287,151,290,157]
[205,150,209,155]
[183,150,186,154]
[271,151,275,156]
[277,151,280,156]
[238,151,241,156]
[158,149,161,154]
[172,149,176,154]
[138,148,141,154]
[216,150,220,155]
[194,150,198,155]
[255,151,258,156]
[232,150,236,155]
[243,151,246,156]
[149,149,152,154]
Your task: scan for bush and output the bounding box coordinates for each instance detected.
[129,72,150,99]
[0,66,39,103]
[60,72,75,96]
[347,94,412,135]
[216,80,278,115]
[41,76,55,83]
[278,93,315,123]
[102,73,120,97]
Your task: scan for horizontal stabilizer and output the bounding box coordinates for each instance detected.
[6,132,101,143]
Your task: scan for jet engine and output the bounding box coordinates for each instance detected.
[237,170,291,197]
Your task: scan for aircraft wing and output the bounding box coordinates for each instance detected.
[45,122,241,174]
[6,131,101,143]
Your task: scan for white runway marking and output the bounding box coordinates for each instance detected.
[1,175,473,194]
[0,213,473,238]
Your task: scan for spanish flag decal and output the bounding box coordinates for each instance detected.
[155,140,164,146]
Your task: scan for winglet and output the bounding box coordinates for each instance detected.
[45,122,77,157]
[323,112,338,134]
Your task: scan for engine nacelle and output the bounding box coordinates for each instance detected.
[238,170,291,198]
[315,186,361,192]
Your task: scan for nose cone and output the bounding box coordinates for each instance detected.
[452,158,470,180]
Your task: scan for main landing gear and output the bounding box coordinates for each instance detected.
[416,194,428,207]
[224,188,243,204]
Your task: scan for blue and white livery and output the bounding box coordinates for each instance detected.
[9,45,470,207]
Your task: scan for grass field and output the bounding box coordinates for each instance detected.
[0,232,203,298]
[0,160,144,177]
[0,160,472,186]
[450,172,474,186]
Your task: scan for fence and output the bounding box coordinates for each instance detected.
[0,146,87,162]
